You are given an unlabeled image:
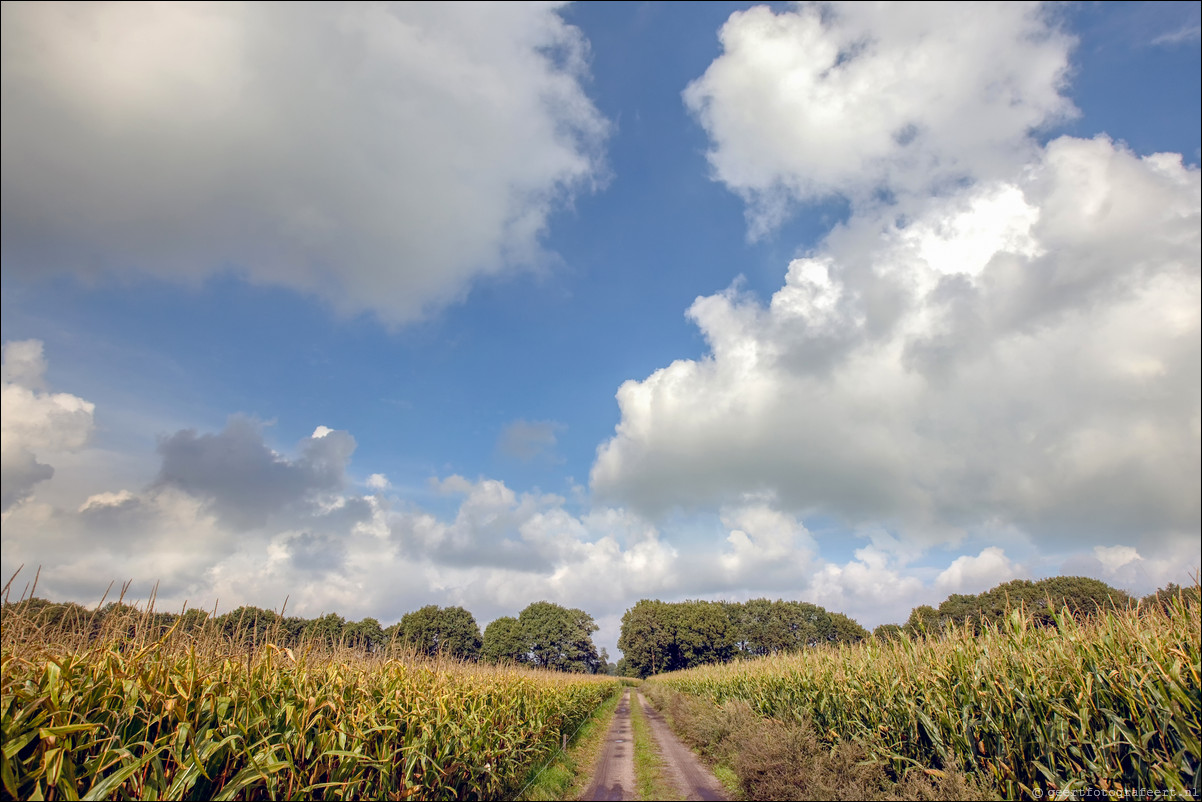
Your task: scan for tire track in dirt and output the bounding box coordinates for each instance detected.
[634,691,728,801]
[580,688,636,801]
[580,687,729,801]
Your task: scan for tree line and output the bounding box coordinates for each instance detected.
[873,575,1191,639]
[3,596,609,674]
[616,598,870,678]
[615,577,1197,678]
[7,575,1192,679]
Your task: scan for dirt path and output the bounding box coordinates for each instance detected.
[580,688,637,801]
[579,688,728,801]
[634,691,728,801]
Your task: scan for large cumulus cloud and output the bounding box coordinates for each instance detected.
[1,2,608,323]
[591,135,1201,552]
[593,1,1199,560]
[684,1,1076,235]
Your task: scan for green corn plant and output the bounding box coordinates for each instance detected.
[647,592,1200,799]
[1,601,620,801]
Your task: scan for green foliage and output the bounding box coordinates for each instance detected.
[481,616,527,665]
[177,608,210,633]
[302,612,346,648]
[1142,582,1202,613]
[517,601,601,673]
[905,604,940,635]
[343,617,385,652]
[397,605,482,660]
[619,598,868,678]
[217,605,283,647]
[618,600,674,678]
[901,576,1134,636]
[872,623,904,641]
[825,612,868,644]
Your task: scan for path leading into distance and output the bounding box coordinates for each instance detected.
[580,688,728,801]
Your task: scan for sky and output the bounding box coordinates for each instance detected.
[2,1,1199,658]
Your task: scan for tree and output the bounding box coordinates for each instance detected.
[517,601,601,673]
[732,598,777,657]
[901,576,1136,639]
[1142,582,1202,613]
[177,608,210,635]
[873,623,904,641]
[672,600,735,668]
[927,589,985,634]
[481,616,527,664]
[975,577,1130,627]
[904,604,939,636]
[344,617,385,652]
[280,616,308,645]
[218,605,282,647]
[825,612,869,644]
[617,599,673,678]
[304,612,346,647]
[619,597,857,678]
[794,602,834,646]
[398,605,482,660]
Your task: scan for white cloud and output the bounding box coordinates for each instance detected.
[366,473,390,491]
[1061,540,1200,597]
[592,136,1201,553]
[935,547,1024,595]
[2,405,1194,652]
[1,2,608,324]
[1093,545,1140,574]
[808,546,926,626]
[683,1,1075,235]
[1151,24,1201,47]
[1,341,95,511]
[719,502,816,584]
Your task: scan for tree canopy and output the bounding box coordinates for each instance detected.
[517,601,602,673]
[481,616,527,665]
[617,598,868,678]
[390,605,482,660]
[901,576,1134,636]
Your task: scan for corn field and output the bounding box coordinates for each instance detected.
[647,594,1201,799]
[0,604,619,801]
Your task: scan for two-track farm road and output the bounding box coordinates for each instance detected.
[579,688,728,801]
[580,688,637,800]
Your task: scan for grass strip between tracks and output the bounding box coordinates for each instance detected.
[629,692,676,801]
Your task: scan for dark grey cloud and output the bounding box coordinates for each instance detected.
[155,417,355,528]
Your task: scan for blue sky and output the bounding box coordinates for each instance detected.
[2,1,1199,656]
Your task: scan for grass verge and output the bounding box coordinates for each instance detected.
[517,684,625,801]
[629,691,677,801]
[639,689,744,801]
